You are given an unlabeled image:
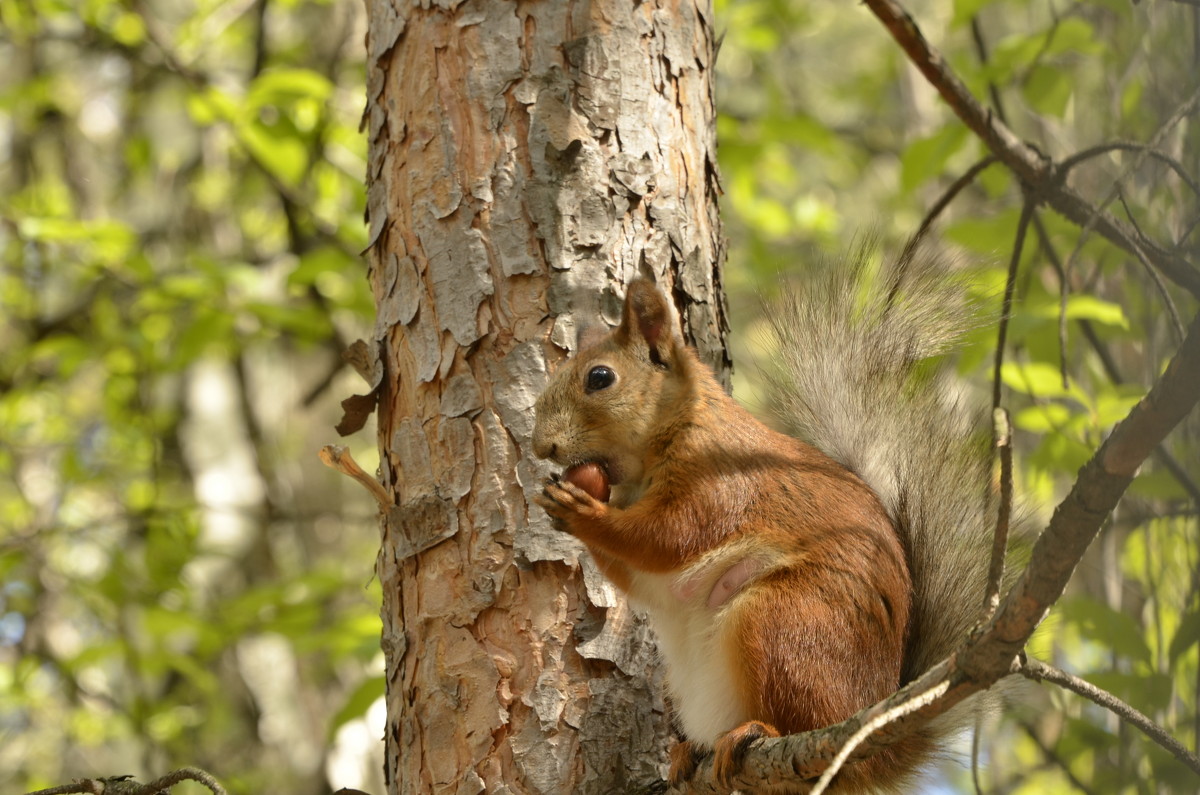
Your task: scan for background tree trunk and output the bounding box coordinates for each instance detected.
[362,0,727,791]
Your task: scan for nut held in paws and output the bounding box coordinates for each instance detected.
[564,462,610,503]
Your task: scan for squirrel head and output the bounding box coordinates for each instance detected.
[533,279,691,496]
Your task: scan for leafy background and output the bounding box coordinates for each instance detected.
[1,0,1196,792]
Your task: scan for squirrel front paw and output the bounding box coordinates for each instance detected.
[535,478,608,525]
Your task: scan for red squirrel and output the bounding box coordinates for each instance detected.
[533,247,1004,791]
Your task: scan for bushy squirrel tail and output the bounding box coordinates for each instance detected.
[764,238,1011,690]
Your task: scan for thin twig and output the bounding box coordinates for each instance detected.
[133,768,226,795]
[1179,212,1200,247]
[1031,213,1200,504]
[1060,141,1200,201]
[23,783,105,795]
[1017,720,1099,795]
[970,711,987,795]
[319,445,392,508]
[24,769,226,795]
[1056,82,1200,311]
[1022,657,1200,775]
[992,199,1035,413]
[982,409,1013,620]
[809,681,951,795]
[968,17,1007,123]
[1115,191,1186,342]
[914,155,999,237]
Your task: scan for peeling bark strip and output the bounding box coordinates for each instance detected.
[363,0,726,792]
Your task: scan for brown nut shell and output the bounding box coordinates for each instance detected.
[564,462,610,503]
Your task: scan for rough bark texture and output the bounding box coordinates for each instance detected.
[362,0,726,792]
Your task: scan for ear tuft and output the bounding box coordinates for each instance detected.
[619,279,677,366]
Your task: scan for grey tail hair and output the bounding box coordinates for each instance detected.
[764,238,1019,686]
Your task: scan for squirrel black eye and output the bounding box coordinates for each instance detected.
[585,366,616,392]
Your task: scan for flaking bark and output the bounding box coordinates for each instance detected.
[362,0,726,791]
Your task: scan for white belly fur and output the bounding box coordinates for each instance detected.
[626,542,772,747]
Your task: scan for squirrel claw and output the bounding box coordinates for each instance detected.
[712,720,780,788]
[667,740,705,787]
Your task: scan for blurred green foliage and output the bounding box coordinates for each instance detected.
[1,0,382,792]
[1,0,1196,792]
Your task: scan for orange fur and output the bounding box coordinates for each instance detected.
[533,277,956,791]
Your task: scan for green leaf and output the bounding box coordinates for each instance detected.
[1059,598,1153,666]
[109,11,145,46]
[1013,402,1072,433]
[30,335,93,378]
[900,124,968,193]
[289,245,354,289]
[1128,468,1188,501]
[1121,77,1144,118]
[945,209,1023,255]
[1057,715,1118,762]
[987,18,1100,83]
[1022,294,1130,330]
[247,68,334,108]
[186,86,239,126]
[1041,18,1102,58]
[950,0,996,28]
[244,300,333,341]
[761,114,839,155]
[1024,65,1072,119]
[328,675,385,738]
[1168,610,1200,665]
[238,120,309,186]
[1000,361,1086,404]
[1085,671,1173,713]
[1092,391,1141,428]
[174,309,236,365]
[16,217,135,264]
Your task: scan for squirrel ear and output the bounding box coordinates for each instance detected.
[617,279,677,366]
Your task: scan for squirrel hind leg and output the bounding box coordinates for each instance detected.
[711,720,781,788]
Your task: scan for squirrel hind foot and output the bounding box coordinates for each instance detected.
[712,720,781,789]
[666,740,705,787]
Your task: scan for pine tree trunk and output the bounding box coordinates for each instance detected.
[362,0,727,791]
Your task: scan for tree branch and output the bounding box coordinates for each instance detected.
[1060,142,1200,201]
[1021,657,1200,776]
[23,769,226,795]
[982,408,1013,620]
[992,198,1034,412]
[965,308,1200,674]
[863,0,1200,298]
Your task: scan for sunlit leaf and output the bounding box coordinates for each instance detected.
[1168,610,1200,666]
[900,124,968,193]
[248,68,334,108]
[1059,598,1153,666]
[1000,361,1087,405]
[1084,671,1173,713]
